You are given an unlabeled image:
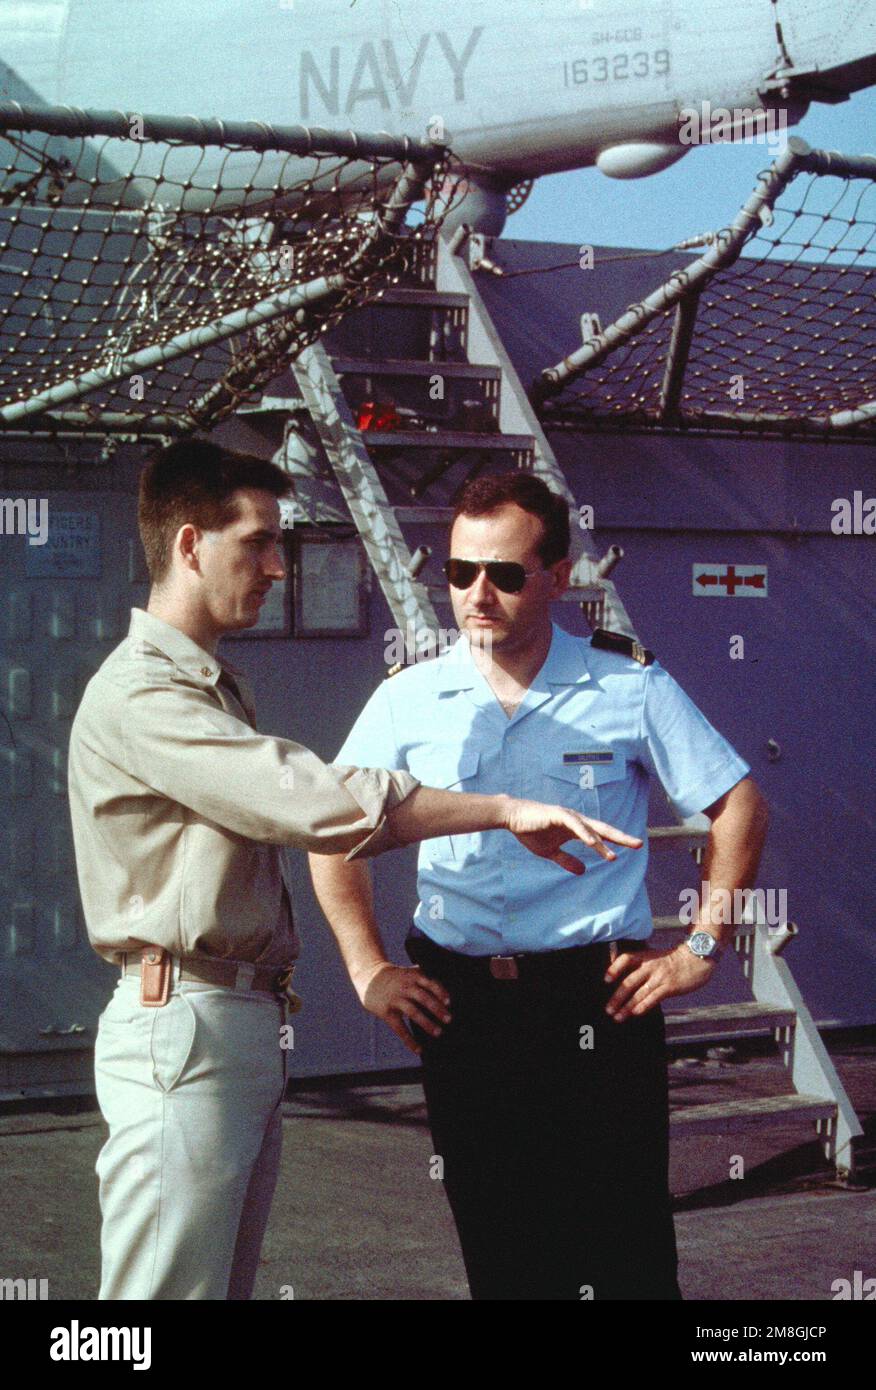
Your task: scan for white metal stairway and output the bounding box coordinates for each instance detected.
[278,230,864,1182]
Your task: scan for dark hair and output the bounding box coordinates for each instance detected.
[451,472,570,566]
[138,439,293,586]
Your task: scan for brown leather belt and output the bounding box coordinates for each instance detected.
[120,947,297,1008]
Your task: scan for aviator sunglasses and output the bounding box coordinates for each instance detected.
[443,557,544,595]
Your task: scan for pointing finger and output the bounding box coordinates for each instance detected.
[583,816,644,849]
[558,812,616,860]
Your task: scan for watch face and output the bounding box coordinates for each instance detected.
[689,931,717,956]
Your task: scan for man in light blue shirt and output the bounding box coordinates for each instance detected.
[328,620,751,957]
[310,472,768,1300]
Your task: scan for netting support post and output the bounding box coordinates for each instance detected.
[657,287,702,425]
[533,135,818,404]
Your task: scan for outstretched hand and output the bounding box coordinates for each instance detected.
[504,799,643,875]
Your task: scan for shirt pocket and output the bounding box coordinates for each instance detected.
[407,748,481,862]
[590,755,629,823]
[542,752,627,821]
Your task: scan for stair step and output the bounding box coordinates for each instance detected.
[332,357,500,380]
[236,395,306,414]
[648,825,710,848]
[377,287,469,308]
[665,1001,796,1042]
[651,917,756,939]
[362,429,533,451]
[395,506,455,522]
[670,1093,836,1133]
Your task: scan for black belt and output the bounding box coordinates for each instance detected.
[406,933,643,984]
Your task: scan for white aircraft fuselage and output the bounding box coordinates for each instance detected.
[0,0,873,229]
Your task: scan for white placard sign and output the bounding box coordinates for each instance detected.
[25,511,101,578]
[692,564,767,598]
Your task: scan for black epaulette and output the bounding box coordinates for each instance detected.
[590,628,654,666]
[385,661,404,679]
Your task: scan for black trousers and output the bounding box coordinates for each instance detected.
[406,933,682,1302]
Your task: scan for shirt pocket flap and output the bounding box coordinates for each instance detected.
[411,748,481,790]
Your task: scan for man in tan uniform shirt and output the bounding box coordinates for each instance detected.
[68,439,640,1301]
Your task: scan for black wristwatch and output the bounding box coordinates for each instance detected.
[684,929,724,963]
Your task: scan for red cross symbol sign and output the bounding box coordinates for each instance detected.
[692,564,768,598]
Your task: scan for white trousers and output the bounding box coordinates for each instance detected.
[94,972,288,1300]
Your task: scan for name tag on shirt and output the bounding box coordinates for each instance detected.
[562,750,614,766]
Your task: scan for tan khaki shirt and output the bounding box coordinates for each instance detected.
[68,608,419,969]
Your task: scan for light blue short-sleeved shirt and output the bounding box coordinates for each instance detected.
[335,622,750,956]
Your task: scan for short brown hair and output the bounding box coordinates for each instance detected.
[138,439,293,586]
[451,472,570,566]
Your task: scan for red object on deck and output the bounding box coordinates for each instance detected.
[357,399,401,431]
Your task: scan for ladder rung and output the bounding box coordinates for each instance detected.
[670,1094,837,1133]
[332,357,500,380]
[362,429,533,450]
[665,1001,796,1041]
